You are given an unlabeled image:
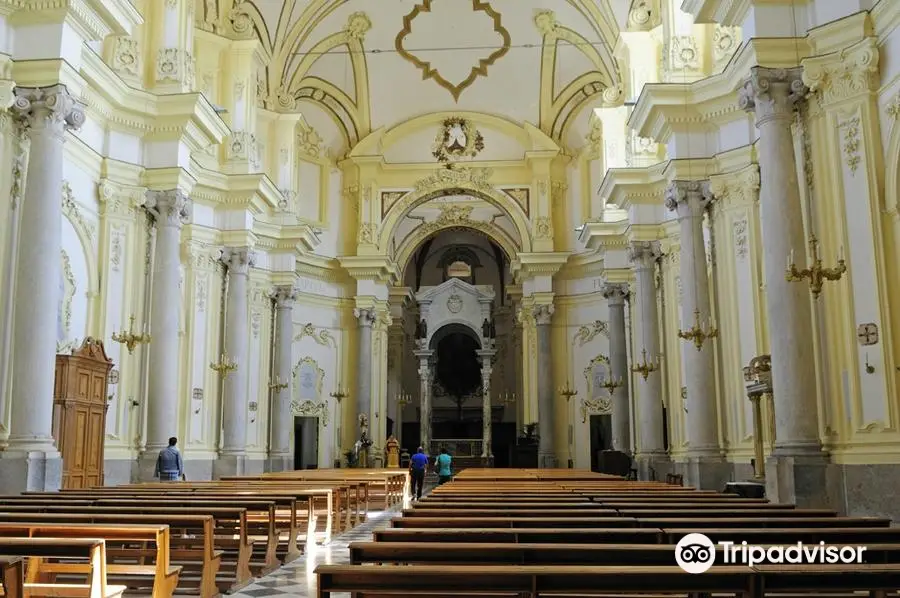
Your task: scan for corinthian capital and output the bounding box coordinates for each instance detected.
[272,285,298,307]
[664,180,711,219]
[738,66,807,124]
[12,85,85,135]
[220,247,256,274]
[627,241,662,270]
[354,307,376,326]
[601,282,629,306]
[532,303,554,326]
[145,189,191,227]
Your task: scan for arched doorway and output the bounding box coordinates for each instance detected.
[431,323,482,439]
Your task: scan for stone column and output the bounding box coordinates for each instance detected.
[268,285,296,472]
[415,350,433,455]
[0,85,84,492]
[354,308,375,436]
[738,68,821,457]
[215,247,255,476]
[628,241,667,459]
[477,350,494,463]
[145,190,191,449]
[533,304,557,468]
[601,282,631,453]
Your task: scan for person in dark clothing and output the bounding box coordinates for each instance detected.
[155,437,183,481]
[409,446,428,500]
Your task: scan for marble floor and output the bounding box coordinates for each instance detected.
[229,508,402,598]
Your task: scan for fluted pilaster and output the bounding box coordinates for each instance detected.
[601,282,631,453]
[533,303,557,467]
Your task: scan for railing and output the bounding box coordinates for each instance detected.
[430,438,483,457]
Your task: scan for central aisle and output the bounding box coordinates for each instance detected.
[230,508,402,598]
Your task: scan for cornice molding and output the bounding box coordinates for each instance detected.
[3,0,143,40]
[510,251,571,279]
[628,37,812,141]
[339,255,400,284]
[598,162,669,211]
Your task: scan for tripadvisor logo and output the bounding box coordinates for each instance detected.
[675,533,867,574]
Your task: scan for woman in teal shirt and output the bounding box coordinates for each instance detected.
[435,447,452,484]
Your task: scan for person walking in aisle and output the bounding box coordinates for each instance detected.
[435,446,452,485]
[155,436,184,481]
[409,446,428,500]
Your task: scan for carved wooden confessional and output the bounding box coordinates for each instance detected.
[53,337,113,488]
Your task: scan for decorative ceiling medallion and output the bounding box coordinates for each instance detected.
[395,0,511,101]
[432,117,484,165]
[447,293,463,313]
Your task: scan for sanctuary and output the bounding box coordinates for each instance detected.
[0,0,897,520]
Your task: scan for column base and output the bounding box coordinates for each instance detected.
[680,456,733,491]
[212,454,266,478]
[480,455,494,467]
[538,453,559,468]
[265,455,294,473]
[0,449,62,492]
[634,452,672,481]
[766,454,841,509]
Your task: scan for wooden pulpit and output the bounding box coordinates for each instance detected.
[53,338,113,489]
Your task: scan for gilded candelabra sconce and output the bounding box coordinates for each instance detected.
[558,381,577,402]
[269,376,288,392]
[678,309,718,350]
[785,234,846,299]
[330,386,348,404]
[111,315,151,354]
[397,392,412,407]
[210,353,237,377]
[865,353,875,374]
[631,349,660,381]
[601,376,623,395]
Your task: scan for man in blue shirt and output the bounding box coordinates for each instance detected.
[155,436,184,481]
[409,446,428,500]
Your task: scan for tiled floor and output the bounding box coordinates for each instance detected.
[229,508,402,598]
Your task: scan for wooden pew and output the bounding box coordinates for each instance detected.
[0,557,23,598]
[391,516,636,529]
[636,516,890,529]
[0,496,279,576]
[618,508,835,518]
[317,563,900,598]
[0,510,227,596]
[315,564,756,597]
[0,522,179,598]
[401,508,619,518]
[663,526,900,545]
[349,540,900,566]
[374,528,664,543]
[0,537,127,598]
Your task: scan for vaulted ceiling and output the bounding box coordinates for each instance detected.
[232,0,625,158]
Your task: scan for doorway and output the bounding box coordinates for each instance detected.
[589,414,613,472]
[293,416,318,470]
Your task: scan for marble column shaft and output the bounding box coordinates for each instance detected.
[145,189,191,451]
[739,67,821,456]
[665,180,720,457]
[6,85,84,455]
[220,247,255,455]
[629,241,666,456]
[481,359,493,458]
[534,304,557,467]
[417,354,433,454]
[271,286,297,459]
[602,282,631,453]
[354,309,375,432]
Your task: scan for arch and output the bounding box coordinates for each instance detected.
[429,322,482,351]
[395,221,518,277]
[379,182,532,257]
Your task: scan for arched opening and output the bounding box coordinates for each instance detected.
[431,323,482,439]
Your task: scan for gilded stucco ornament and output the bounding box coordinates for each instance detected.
[296,323,335,347]
[395,0,511,101]
[839,116,862,174]
[411,166,493,196]
[358,222,378,245]
[111,37,140,77]
[345,12,372,40]
[432,117,484,165]
[802,37,879,106]
[534,10,558,35]
[533,216,553,239]
[574,320,608,346]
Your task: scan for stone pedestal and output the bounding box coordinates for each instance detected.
[682,458,734,491]
[533,304,557,468]
[265,456,294,473]
[766,455,841,509]
[601,283,631,452]
[0,86,85,491]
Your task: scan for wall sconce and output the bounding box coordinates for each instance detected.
[865,353,875,374]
